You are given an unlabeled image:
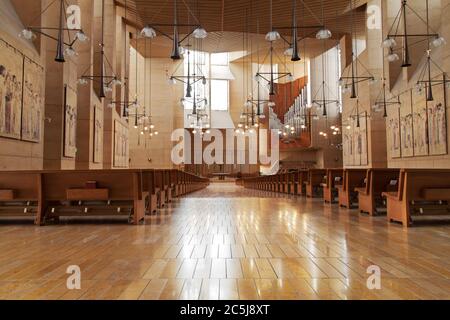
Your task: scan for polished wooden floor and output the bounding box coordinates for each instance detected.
[1,182,450,300]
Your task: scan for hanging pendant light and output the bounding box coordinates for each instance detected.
[171,0,181,60]
[290,0,300,61]
[55,0,65,62]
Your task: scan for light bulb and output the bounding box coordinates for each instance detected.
[168,77,176,85]
[150,133,153,137]
[154,131,159,135]
[193,27,207,39]
[333,131,337,135]
[75,31,88,42]
[140,26,156,38]
[192,130,197,134]
[254,123,259,128]
[316,28,332,40]
[205,129,210,134]
[235,129,240,133]
[144,126,148,131]
[140,131,144,135]
[238,123,243,128]
[19,29,35,40]
[150,124,155,129]
[346,125,351,130]
[382,37,396,48]
[432,36,446,48]
[387,52,399,62]
[265,30,280,42]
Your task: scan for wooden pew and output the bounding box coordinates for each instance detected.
[281,173,289,193]
[42,170,145,224]
[382,169,450,227]
[288,171,297,195]
[355,168,400,216]
[153,170,165,208]
[0,171,43,225]
[295,170,308,195]
[305,169,327,198]
[141,170,158,214]
[322,169,343,203]
[336,169,367,208]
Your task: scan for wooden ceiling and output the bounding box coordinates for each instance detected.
[122,0,368,57]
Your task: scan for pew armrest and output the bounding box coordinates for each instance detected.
[382,191,400,200]
[354,187,366,195]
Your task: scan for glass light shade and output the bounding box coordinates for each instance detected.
[112,78,122,86]
[284,47,293,56]
[287,74,294,82]
[368,77,378,85]
[387,52,399,62]
[268,101,276,107]
[77,78,88,85]
[316,28,332,40]
[382,37,396,48]
[338,78,345,86]
[75,31,88,42]
[193,27,207,39]
[265,30,280,42]
[169,77,177,85]
[104,86,113,93]
[432,36,446,48]
[140,26,156,38]
[107,102,115,108]
[19,29,35,40]
[65,46,77,57]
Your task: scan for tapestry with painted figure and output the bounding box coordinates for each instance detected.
[93,105,103,163]
[427,82,448,156]
[387,106,401,158]
[64,86,77,158]
[0,41,23,140]
[400,93,414,157]
[22,59,44,142]
[412,89,428,156]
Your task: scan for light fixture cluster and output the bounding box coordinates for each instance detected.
[139,0,207,60]
[19,0,88,63]
[383,0,445,68]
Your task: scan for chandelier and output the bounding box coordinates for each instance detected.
[19,0,88,62]
[383,0,445,68]
[139,0,207,60]
[77,0,121,98]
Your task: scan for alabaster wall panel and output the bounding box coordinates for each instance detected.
[387,106,401,159]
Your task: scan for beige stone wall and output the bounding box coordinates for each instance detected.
[0,0,45,170]
[385,0,450,168]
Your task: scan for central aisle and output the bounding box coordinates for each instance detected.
[1,182,450,299]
